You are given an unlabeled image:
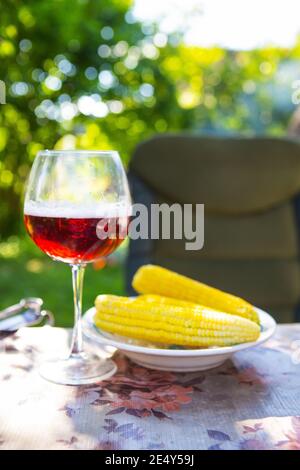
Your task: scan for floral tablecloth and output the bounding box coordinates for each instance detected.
[0,325,300,450]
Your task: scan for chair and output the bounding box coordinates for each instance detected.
[126,134,300,322]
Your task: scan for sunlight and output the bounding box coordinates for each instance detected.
[132,0,300,50]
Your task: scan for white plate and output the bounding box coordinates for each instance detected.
[82,307,276,372]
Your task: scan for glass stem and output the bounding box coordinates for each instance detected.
[69,264,86,357]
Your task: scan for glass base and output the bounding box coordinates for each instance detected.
[39,352,117,385]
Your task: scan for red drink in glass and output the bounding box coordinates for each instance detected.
[24,149,132,385]
[24,211,129,264]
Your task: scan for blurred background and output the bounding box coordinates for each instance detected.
[0,0,300,325]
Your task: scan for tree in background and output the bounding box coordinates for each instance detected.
[0,0,299,236]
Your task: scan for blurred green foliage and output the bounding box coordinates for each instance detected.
[1,0,300,237]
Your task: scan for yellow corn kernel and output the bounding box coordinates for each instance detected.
[132,265,259,324]
[94,295,260,348]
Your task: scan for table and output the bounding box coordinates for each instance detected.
[0,325,300,450]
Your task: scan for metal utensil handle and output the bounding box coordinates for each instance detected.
[0,298,55,332]
[0,299,26,320]
[40,310,55,326]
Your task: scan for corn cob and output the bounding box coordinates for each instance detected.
[132,265,259,324]
[139,294,197,309]
[94,295,260,347]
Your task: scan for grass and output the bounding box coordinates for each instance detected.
[0,236,126,327]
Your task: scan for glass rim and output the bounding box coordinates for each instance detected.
[37,149,119,157]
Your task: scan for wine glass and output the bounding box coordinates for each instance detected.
[24,150,131,385]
